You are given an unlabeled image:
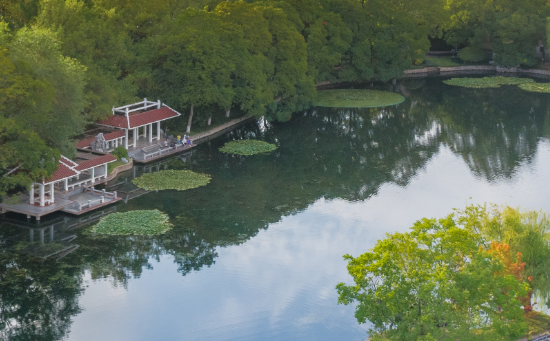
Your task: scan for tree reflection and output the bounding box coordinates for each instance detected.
[1,77,549,340]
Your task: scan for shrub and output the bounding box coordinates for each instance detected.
[458,46,486,62]
[112,146,128,160]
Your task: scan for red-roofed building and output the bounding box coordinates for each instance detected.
[28,154,117,208]
[77,130,125,150]
[97,99,181,149]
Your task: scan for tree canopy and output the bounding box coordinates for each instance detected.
[337,208,531,340]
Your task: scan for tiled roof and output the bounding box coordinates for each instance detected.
[76,130,126,149]
[75,154,118,171]
[44,163,79,184]
[60,155,78,168]
[99,106,180,129]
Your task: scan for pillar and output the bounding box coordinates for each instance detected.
[64,178,68,191]
[157,121,161,140]
[133,128,137,146]
[104,164,108,177]
[115,138,118,148]
[143,125,147,139]
[50,225,54,241]
[39,183,45,207]
[149,124,153,142]
[157,99,161,109]
[40,229,44,244]
[29,229,33,241]
[91,167,95,183]
[124,129,129,149]
[50,182,55,203]
[29,184,35,204]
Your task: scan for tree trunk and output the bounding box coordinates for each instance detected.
[186,104,193,133]
[225,108,231,118]
[207,115,212,126]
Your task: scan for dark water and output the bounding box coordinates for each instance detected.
[2,76,550,340]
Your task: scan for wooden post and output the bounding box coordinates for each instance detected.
[29,184,34,204]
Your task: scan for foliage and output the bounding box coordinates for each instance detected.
[107,160,123,174]
[337,211,530,341]
[112,146,128,160]
[314,89,404,108]
[219,140,277,156]
[446,0,550,67]
[89,210,173,235]
[457,46,486,62]
[518,82,550,93]
[455,204,550,307]
[132,170,211,191]
[443,76,535,88]
[525,312,550,338]
[423,56,461,67]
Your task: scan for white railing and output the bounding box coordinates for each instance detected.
[85,187,117,198]
[142,144,184,160]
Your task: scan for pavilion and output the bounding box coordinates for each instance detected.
[97,99,181,150]
[26,153,117,207]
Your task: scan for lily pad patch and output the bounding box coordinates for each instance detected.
[132,170,211,191]
[443,76,535,88]
[219,140,277,155]
[313,89,405,108]
[518,82,550,93]
[89,210,172,235]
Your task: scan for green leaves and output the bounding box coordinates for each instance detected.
[337,209,529,340]
[443,76,535,88]
[518,82,550,93]
[132,170,211,191]
[314,89,405,108]
[89,210,173,236]
[219,140,277,156]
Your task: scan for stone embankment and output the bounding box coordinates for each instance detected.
[105,159,133,182]
[404,65,550,77]
[189,116,254,143]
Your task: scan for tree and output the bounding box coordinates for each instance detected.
[0,25,86,156]
[337,215,529,340]
[446,0,550,66]
[149,9,237,133]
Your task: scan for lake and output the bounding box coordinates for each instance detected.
[2,76,550,340]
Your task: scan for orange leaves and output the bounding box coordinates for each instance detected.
[487,241,525,279]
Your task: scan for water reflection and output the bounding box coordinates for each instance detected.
[1,77,550,340]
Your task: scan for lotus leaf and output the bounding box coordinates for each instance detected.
[314,89,404,108]
[518,83,550,93]
[443,76,535,88]
[219,140,277,155]
[132,170,211,191]
[89,210,172,235]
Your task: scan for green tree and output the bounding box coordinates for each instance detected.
[150,9,237,133]
[1,25,86,156]
[337,215,529,340]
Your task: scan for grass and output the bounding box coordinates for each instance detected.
[518,82,550,93]
[443,76,535,88]
[219,140,277,155]
[525,312,550,339]
[314,89,405,108]
[107,160,124,174]
[89,209,172,235]
[132,169,211,191]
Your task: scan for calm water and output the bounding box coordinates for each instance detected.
[2,76,550,340]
